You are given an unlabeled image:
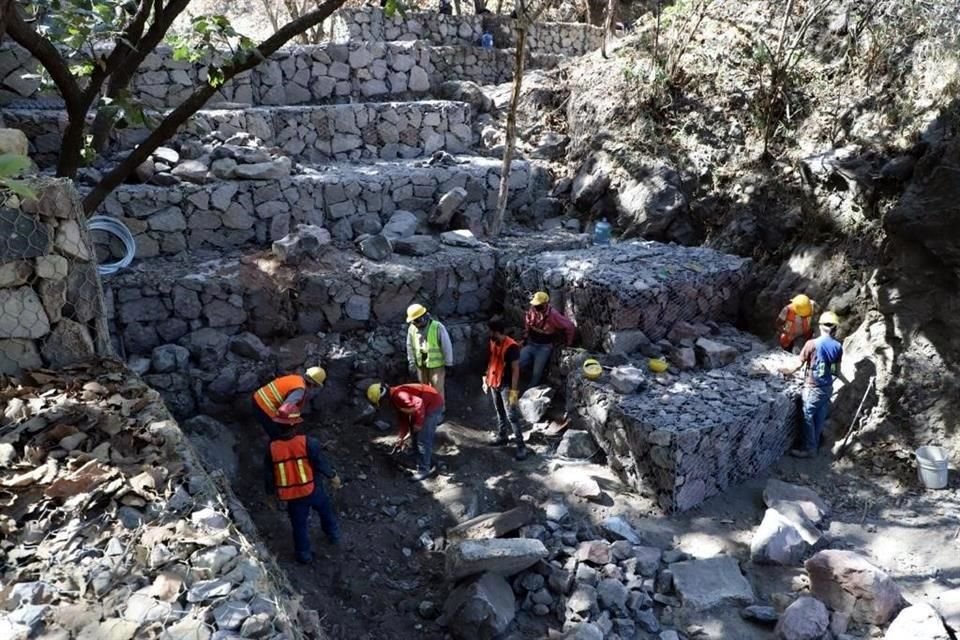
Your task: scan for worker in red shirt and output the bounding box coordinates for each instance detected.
[519,291,576,386]
[366,382,445,482]
[252,366,326,439]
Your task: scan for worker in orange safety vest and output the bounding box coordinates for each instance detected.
[264,422,342,563]
[776,294,817,353]
[252,366,326,439]
[483,317,528,460]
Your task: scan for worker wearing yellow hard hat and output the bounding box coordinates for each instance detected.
[366,380,446,482]
[252,366,326,439]
[405,303,454,400]
[519,291,576,387]
[779,310,848,459]
[776,293,818,353]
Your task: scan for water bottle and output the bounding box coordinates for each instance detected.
[481,32,494,49]
[593,218,612,245]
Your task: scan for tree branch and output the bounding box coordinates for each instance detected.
[5,7,83,114]
[83,0,348,214]
[82,0,154,107]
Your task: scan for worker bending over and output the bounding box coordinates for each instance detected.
[780,311,846,458]
[367,382,445,482]
[252,366,327,439]
[263,421,341,564]
[519,291,575,387]
[483,318,528,460]
[777,294,817,353]
[406,303,454,399]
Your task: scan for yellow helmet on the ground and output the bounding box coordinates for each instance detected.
[583,358,603,380]
[790,294,813,317]
[366,383,385,406]
[530,291,550,306]
[406,303,427,323]
[819,311,840,326]
[648,358,669,373]
[305,366,326,385]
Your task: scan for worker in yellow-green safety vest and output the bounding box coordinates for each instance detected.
[405,303,454,400]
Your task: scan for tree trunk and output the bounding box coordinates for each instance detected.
[0,0,15,41]
[487,27,525,237]
[601,0,617,59]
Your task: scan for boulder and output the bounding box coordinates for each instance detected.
[934,588,960,633]
[0,128,29,156]
[0,287,52,339]
[358,234,393,262]
[751,508,811,566]
[440,230,482,248]
[171,159,211,183]
[614,165,688,240]
[40,319,95,367]
[576,540,611,565]
[602,516,641,544]
[437,80,493,113]
[805,550,906,625]
[518,385,553,424]
[884,603,950,640]
[393,235,441,256]
[742,605,779,625]
[531,131,569,161]
[446,538,548,581]
[602,329,650,355]
[694,337,738,369]
[151,344,191,373]
[556,429,597,459]
[432,187,468,226]
[775,596,829,640]
[572,156,611,209]
[382,210,419,240]
[561,623,604,640]
[610,365,646,394]
[272,225,332,265]
[233,157,292,180]
[442,573,515,640]
[670,556,754,610]
[763,479,831,527]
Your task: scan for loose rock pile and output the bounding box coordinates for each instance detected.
[0,363,317,639]
[567,325,802,512]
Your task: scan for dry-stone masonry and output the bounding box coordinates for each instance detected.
[567,327,802,512]
[501,240,752,350]
[0,179,111,375]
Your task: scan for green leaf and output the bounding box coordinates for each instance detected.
[0,154,31,179]
[2,180,37,201]
[207,67,225,88]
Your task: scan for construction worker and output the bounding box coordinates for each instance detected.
[776,294,817,353]
[483,317,528,460]
[263,421,341,564]
[252,367,327,439]
[367,382,445,482]
[519,291,575,387]
[406,303,453,400]
[779,311,846,458]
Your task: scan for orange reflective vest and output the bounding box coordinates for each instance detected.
[254,375,306,419]
[485,336,519,389]
[778,308,812,349]
[270,435,315,501]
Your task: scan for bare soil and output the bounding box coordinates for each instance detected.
[231,379,960,640]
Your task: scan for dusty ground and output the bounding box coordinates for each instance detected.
[230,378,960,640]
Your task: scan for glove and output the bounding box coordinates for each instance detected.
[508,389,519,406]
[482,377,489,394]
[330,474,342,490]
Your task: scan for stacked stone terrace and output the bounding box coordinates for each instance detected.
[567,326,802,513]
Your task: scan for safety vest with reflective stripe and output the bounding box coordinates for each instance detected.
[270,435,315,501]
[410,320,444,369]
[253,375,306,418]
[485,336,519,389]
[778,307,812,349]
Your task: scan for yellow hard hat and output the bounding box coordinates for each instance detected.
[790,294,813,317]
[406,303,427,323]
[582,358,603,380]
[305,366,326,385]
[366,383,385,406]
[819,311,840,326]
[530,291,549,306]
[648,358,669,373]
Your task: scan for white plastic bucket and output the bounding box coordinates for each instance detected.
[916,446,950,490]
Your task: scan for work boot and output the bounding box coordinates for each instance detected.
[514,445,530,461]
[411,466,437,482]
[489,432,509,446]
[295,553,314,565]
[790,448,813,459]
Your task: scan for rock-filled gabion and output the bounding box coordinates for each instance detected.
[501,240,753,350]
[567,329,802,512]
[0,179,111,376]
[0,363,317,639]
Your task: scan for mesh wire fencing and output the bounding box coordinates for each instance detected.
[0,178,112,377]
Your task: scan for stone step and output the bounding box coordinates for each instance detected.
[325,9,602,57]
[2,41,561,111]
[95,155,544,259]
[103,241,497,357]
[8,100,474,169]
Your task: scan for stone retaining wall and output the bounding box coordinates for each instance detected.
[97,157,538,258]
[500,241,753,350]
[0,179,111,375]
[567,331,802,512]
[326,9,603,56]
[429,45,563,86]
[6,100,474,169]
